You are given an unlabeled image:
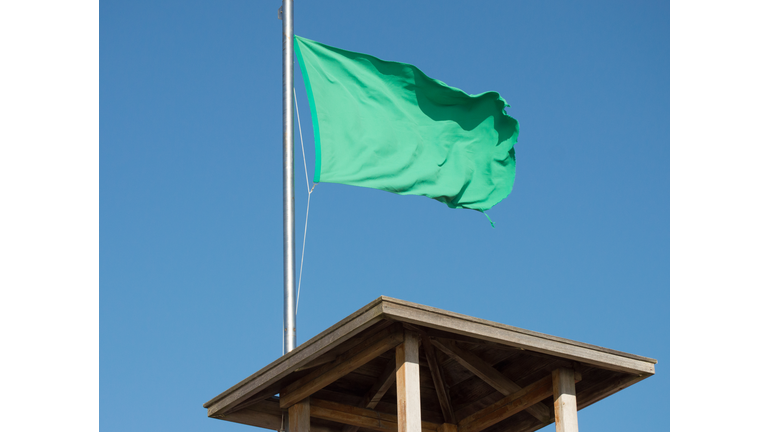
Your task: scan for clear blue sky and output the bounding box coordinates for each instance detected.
[100,1,669,431]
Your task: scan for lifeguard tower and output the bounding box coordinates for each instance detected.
[204,297,656,432]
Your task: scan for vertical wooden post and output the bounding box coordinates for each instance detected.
[437,423,457,432]
[396,330,421,432]
[552,368,578,432]
[289,398,311,432]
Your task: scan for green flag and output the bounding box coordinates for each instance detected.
[294,35,519,213]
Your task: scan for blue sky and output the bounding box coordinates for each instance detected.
[100,1,669,431]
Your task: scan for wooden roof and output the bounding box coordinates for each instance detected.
[204,296,656,432]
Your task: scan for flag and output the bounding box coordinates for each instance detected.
[294,35,519,213]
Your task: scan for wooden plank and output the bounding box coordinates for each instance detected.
[220,407,282,430]
[423,338,456,424]
[484,372,648,432]
[437,424,457,432]
[340,356,398,432]
[281,330,404,408]
[290,399,312,432]
[296,351,338,372]
[219,399,337,432]
[449,354,549,416]
[552,368,578,432]
[315,388,445,426]
[458,374,555,432]
[444,349,521,390]
[284,326,398,403]
[450,356,571,416]
[458,371,581,432]
[365,356,397,408]
[576,373,649,411]
[484,412,547,432]
[228,383,282,413]
[380,297,656,374]
[310,399,440,432]
[397,330,422,432]
[432,339,550,424]
[349,354,395,379]
[403,323,500,347]
[205,299,388,416]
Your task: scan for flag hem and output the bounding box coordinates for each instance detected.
[294,35,322,183]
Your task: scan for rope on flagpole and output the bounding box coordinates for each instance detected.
[294,87,315,316]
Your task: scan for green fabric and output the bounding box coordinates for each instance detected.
[294,35,519,212]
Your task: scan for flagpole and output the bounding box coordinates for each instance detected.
[282,0,297,353]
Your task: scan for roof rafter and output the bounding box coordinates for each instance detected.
[280,328,403,408]
[431,339,551,424]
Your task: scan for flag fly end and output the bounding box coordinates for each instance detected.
[482,211,496,228]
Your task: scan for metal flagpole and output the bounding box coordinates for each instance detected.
[282,0,297,353]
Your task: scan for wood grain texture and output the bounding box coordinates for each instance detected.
[366,357,398,408]
[341,356,398,432]
[552,368,578,432]
[219,399,337,432]
[423,338,456,424]
[205,299,387,416]
[457,371,581,432]
[283,326,398,404]
[457,375,553,432]
[228,383,282,413]
[296,352,339,372]
[432,339,550,424]
[397,331,422,432]
[310,399,439,432]
[220,407,282,430]
[380,297,655,374]
[290,399,312,432]
[281,330,404,408]
[576,373,649,411]
[206,297,656,432]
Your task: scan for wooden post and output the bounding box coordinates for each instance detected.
[396,330,421,432]
[552,368,578,432]
[289,398,311,432]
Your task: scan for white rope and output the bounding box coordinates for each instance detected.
[294,88,315,315]
[295,88,310,195]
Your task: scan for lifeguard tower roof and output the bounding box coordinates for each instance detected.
[204,296,656,432]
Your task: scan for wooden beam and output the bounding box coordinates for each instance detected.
[310,399,440,432]
[576,372,649,411]
[290,399,311,432]
[552,368,578,432]
[401,324,455,424]
[340,356,398,432]
[423,338,456,424]
[281,329,404,408]
[380,298,656,375]
[437,424,457,432]
[487,372,649,432]
[227,383,282,413]
[458,375,552,432]
[218,399,337,432]
[295,351,338,372]
[220,407,282,430]
[397,330,422,432]
[204,301,388,417]
[457,370,580,432]
[365,356,398,408]
[431,339,550,424]
[284,326,398,403]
